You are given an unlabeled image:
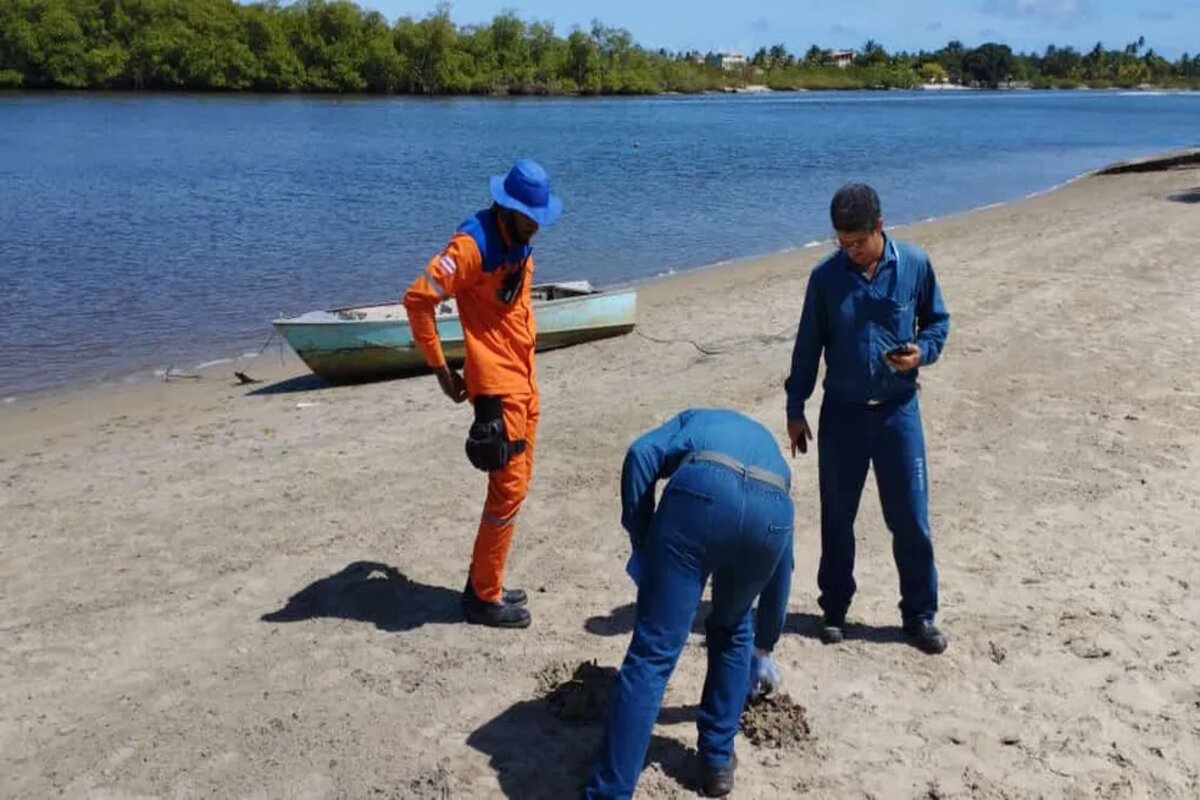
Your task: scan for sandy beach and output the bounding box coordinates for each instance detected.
[2,152,1198,799]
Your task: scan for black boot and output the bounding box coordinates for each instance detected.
[903,619,947,654]
[462,579,527,607]
[819,615,845,644]
[462,584,531,629]
[699,752,736,797]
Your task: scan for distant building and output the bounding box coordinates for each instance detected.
[705,52,748,71]
[824,49,855,69]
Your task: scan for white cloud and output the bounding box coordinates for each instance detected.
[981,0,1089,19]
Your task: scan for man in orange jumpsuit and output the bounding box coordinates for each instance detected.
[402,159,562,629]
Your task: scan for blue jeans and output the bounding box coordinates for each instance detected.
[583,459,794,800]
[817,389,938,624]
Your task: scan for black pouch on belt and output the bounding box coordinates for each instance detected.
[465,395,526,472]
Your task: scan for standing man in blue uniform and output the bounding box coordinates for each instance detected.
[583,408,794,799]
[785,183,951,655]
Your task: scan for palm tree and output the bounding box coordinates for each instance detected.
[858,39,887,66]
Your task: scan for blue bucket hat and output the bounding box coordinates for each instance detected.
[489,158,563,227]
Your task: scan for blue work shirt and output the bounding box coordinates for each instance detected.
[785,235,950,420]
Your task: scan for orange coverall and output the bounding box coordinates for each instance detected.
[402,209,539,603]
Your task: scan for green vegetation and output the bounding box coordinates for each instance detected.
[1,0,1197,93]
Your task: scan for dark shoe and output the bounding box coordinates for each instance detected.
[462,579,528,607]
[903,620,947,655]
[699,752,736,797]
[462,587,531,629]
[819,616,845,644]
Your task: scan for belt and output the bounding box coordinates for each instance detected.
[868,384,920,407]
[686,450,790,493]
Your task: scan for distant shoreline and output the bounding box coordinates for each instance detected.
[4,84,1198,100]
[5,2,1198,97]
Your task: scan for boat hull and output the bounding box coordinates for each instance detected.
[272,287,636,383]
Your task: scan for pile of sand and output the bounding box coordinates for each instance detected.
[536,660,618,724]
[739,694,812,749]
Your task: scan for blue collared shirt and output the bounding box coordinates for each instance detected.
[785,236,950,420]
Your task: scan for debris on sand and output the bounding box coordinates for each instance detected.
[739,693,812,749]
[536,660,618,724]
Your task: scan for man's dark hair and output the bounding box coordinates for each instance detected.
[830,183,882,233]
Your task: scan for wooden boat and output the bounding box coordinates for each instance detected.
[272,281,637,382]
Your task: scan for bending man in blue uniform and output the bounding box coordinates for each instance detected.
[583,408,794,799]
[785,183,951,655]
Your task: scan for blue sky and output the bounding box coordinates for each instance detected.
[363,0,1200,58]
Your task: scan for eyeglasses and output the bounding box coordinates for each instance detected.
[833,232,874,252]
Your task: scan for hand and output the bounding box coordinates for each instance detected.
[434,365,467,403]
[787,418,812,456]
[748,648,781,700]
[885,343,921,373]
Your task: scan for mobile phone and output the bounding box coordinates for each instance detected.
[886,344,913,358]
